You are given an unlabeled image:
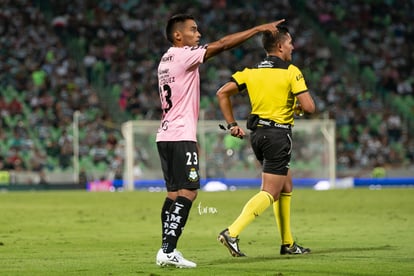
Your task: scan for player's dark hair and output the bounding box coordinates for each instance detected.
[262,25,289,52]
[165,14,195,43]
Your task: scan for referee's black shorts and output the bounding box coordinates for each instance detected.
[157,141,200,192]
[250,127,292,176]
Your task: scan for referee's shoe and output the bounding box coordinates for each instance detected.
[280,242,311,255]
[218,229,246,257]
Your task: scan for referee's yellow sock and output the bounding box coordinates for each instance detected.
[273,192,294,246]
[228,191,274,237]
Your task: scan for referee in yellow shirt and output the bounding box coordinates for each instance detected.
[217,25,316,257]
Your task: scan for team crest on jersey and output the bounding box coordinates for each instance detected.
[188,168,199,182]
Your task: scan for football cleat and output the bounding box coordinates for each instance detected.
[218,229,246,257]
[280,242,311,255]
[156,248,196,268]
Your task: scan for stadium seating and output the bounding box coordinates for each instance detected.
[0,0,412,184]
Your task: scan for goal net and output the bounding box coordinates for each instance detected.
[121,119,336,190]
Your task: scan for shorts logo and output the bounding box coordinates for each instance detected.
[188,168,199,182]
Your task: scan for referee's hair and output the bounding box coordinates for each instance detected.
[166,14,195,43]
[262,25,289,52]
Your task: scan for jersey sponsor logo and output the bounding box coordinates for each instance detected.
[188,44,208,51]
[296,74,303,81]
[188,168,199,181]
[184,44,208,51]
[161,55,174,63]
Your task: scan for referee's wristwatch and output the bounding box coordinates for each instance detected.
[227,122,238,129]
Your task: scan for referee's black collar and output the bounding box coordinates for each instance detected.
[265,55,283,62]
[258,55,290,69]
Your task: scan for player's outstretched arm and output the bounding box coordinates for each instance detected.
[204,19,285,61]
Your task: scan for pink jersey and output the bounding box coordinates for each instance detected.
[156,45,207,142]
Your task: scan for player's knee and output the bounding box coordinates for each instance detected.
[178,188,198,201]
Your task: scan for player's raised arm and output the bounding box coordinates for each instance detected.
[204,19,285,61]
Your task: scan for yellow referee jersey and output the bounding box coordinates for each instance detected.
[232,55,308,125]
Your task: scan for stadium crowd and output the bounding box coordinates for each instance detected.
[0,0,413,184]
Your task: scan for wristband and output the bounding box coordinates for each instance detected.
[227,122,238,129]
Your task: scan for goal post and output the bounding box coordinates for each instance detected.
[122,119,336,191]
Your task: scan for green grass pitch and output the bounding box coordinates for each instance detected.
[1,188,413,275]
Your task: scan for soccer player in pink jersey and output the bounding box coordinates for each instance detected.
[155,14,285,268]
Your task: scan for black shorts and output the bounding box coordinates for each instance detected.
[157,141,200,192]
[250,127,292,175]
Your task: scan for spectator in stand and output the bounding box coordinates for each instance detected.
[0,0,412,177]
[5,147,25,171]
[106,132,118,151]
[8,97,23,116]
[0,95,8,117]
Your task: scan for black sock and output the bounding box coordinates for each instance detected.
[161,197,174,244]
[162,196,193,253]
